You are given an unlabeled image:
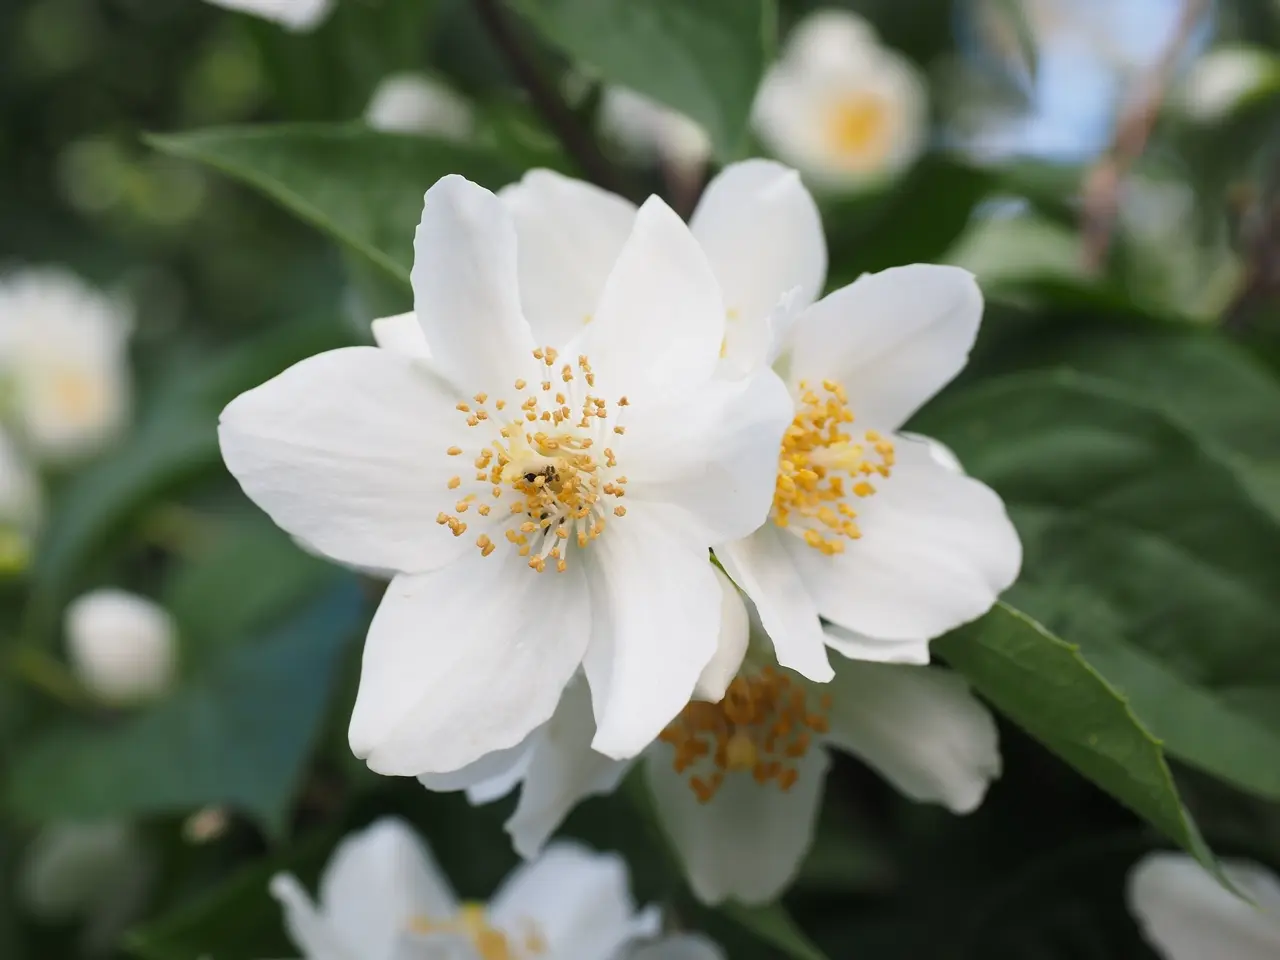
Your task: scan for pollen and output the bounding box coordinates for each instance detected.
[409,902,545,960]
[772,379,893,555]
[437,346,630,574]
[659,666,831,803]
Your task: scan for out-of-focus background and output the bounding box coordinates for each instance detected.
[4,0,1280,957]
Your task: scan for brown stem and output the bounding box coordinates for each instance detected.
[474,0,628,197]
[1079,0,1209,273]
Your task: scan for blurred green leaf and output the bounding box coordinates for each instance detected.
[719,902,829,960]
[149,125,540,286]
[921,372,1280,803]
[937,603,1215,871]
[512,0,774,159]
[6,584,363,837]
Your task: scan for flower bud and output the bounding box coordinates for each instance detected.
[365,73,473,139]
[65,589,177,705]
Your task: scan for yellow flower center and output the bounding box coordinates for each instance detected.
[411,903,546,960]
[437,347,629,573]
[772,379,894,555]
[658,667,831,803]
[823,92,892,166]
[51,368,101,422]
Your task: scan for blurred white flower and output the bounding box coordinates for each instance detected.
[1178,46,1280,122]
[218,174,792,776]
[753,9,928,190]
[365,73,474,140]
[599,87,713,174]
[201,0,333,32]
[65,589,178,705]
[0,267,132,462]
[421,587,999,906]
[1127,852,1280,959]
[490,162,1020,685]
[0,427,41,573]
[269,817,671,960]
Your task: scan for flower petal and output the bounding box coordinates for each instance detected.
[416,736,535,802]
[716,526,832,683]
[578,196,724,405]
[785,437,1020,644]
[820,623,929,665]
[372,312,431,358]
[269,873,352,960]
[822,660,1000,812]
[488,843,659,960]
[787,265,983,431]
[411,175,536,391]
[219,346,474,576]
[320,818,457,958]
[690,160,826,334]
[621,369,793,544]
[644,749,829,905]
[389,931,480,960]
[583,504,722,759]
[692,568,751,702]
[629,935,727,960]
[1127,853,1280,960]
[506,678,633,858]
[349,554,589,776]
[498,169,637,346]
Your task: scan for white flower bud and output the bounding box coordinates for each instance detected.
[599,86,713,174]
[200,0,333,32]
[1179,46,1280,122]
[65,589,177,705]
[365,73,473,140]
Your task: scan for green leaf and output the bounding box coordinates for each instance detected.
[148,125,539,286]
[918,371,1280,803]
[6,584,363,837]
[512,0,774,159]
[936,604,1215,870]
[718,902,830,960]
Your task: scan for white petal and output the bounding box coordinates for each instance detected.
[269,873,354,960]
[822,660,1000,812]
[578,196,724,405]
[583,504,722,759]
[320,818,457,957]
[498,169,637,346]
[899,430,964,474]
[365,74,473,140]
[628,934,726,960]
[690,160,826,336]
[219,346,475,576]
[349,555,589,776]
[389,932,482,960]
[506,678,632,858]
[644,748,829,905]
[821,623,929,665]
[411,176,536,391]
[372,312,431,358]
[488,842,658,960]
[786,438,1021,644]
[1127,853,1280,960]
[203,0,333,31]
[693,568,751,702]
[787,265,983,431]
[716,526,832,683]
[417,736,536,802]
[621,369,793,545]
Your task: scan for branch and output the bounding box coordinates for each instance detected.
[474,0,628,197]
[1079,0,1209,273]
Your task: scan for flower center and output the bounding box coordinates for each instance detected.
[772,379,894,555]
[51,368,101,422]
[658,666,831,803]
[823,92,892,165]
[437,347,629,573]
[411,903,546,960]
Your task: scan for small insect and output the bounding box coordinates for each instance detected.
[523,465,559,485]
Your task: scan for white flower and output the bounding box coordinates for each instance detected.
[1127,852,1280,959]
[269,817,668,960]
[365,74,474,140]
[201,0,333,32]
[0,426,41,572]
[1178,46,1280,122]
[753,9,928,191]
[599,87,713,174]
[0,267,132,462]
[219,174,793,775]
[421,592,999,906]
[64,589,178,705]
[477,162,1020,683]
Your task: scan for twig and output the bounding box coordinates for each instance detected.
[474,0,628,196]
[1079,0,1209,273]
